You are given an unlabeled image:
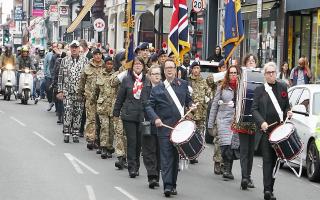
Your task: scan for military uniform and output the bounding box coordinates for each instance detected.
[78,59,103,144]
[58,55,88,142]
[95,69,119,154]
[189,75,211,133]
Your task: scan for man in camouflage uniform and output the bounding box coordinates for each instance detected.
[95,56,117,159]
[78,49,103,149]
[57,40,88,143]
[207,59,227,174]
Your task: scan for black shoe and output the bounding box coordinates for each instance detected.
[129,171,136,178]
[222,172,234,180]
[115,156,125,170]
[164,188,171,197]
[72,136,79,143]
[264,191,276,200]
[79,132,84,137]
[149,179,157,189]
[171,188,177,195]
[214,162,222,175]
[248,179,255,188]
[87,142,94,150]
[96,148,102,154]
[64,134,69,143]
[106,149,113,158]
[240,178,249,190]
[155,182,160,187]
[189,159,198,164]
[101,148,108,159]
[47,102,54,111]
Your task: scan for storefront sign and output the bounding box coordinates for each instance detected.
[49,5,59,21]
[15,6,24,21]
[136,2,147,13]
[32,0,45,17]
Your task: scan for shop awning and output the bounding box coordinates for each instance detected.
[240,1,278,20]
[286,0,320,12]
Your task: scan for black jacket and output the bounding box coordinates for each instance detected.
[113,72,148,122]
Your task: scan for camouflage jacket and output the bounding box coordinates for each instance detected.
[95,69,120,116]
[78,59,103,101]
[189,75,211,121]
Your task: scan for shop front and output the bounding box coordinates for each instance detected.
[285,0,320,83]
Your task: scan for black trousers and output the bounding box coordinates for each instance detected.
[158,135,179,191]
[123,120,141,173]
[45,77,53,103]
[142,134,160,181]
[239,133,255,179]
[261,133,277,192]
[79,104,86,134]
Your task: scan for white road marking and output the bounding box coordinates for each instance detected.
[32,131,56,146]
[86,185,97,200]
[64,153,99,175]
[115,186,139,200]
[10,116,26,127]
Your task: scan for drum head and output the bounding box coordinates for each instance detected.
[171,120,195,143]
[269,123,295,142]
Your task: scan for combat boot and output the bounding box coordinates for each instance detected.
[101,147,108,159]
[115,156,125,170]
[73,135,79,143]
[87,141,94,150]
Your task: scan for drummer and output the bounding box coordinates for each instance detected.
[145,58,195,198]
[251,62,292,200]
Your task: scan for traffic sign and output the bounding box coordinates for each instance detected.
[93,18,105,32]
[192,0,203,13]
[59,5,69,16]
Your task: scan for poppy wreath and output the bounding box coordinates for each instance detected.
[281,91,287,98]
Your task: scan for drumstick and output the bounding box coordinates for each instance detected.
[162,124,175,130]
[179,103,199,122]
[260,121,278,131]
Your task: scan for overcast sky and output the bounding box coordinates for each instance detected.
[1,0,13,23]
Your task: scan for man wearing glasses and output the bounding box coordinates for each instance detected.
[251,62,292,200]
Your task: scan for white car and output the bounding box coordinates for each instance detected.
[288,84,320,182]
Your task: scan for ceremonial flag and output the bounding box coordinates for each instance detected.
[168,0,190,63]
[222,0,244,62]
[125,0,135,69]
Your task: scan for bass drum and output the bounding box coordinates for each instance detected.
[235,68,264,124]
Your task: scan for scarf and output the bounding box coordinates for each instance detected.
[229,76,238,90]
[132,72,143,99]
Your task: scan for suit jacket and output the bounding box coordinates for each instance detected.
[145,78,192,137]
[251,81,290,131]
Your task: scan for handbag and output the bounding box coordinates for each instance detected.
[141,120,151,136]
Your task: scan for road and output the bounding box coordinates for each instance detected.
[0,99,319,200]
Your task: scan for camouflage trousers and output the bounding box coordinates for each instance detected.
[84,101,97,142]
[98,115,114,150]
[212,125,223,163]
[114,117,127,157]
[63,94,84,136]
[195,120,205,135]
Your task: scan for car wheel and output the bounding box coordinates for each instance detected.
[306,140,320,182]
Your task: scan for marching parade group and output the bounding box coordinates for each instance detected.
[0,38,314,200]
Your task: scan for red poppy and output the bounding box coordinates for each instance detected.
[281,91,287,98]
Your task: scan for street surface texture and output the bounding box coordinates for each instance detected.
[0,100,319,200]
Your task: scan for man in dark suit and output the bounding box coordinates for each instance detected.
[145,58,194,197]
[252,62,292,200]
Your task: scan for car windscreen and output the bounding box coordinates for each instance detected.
[313,92,320,115]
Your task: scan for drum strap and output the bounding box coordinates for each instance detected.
[264,83,283,122]
[164,80,184,118]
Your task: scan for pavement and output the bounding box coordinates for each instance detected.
[0,99,319,200]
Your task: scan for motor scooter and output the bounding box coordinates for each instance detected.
[1,64,16,101]
[18,67,34,105]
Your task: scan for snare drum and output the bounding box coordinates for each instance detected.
[269,123,303,161]
[170,120,204,160]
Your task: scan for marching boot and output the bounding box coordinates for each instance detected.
[64,134,70,143]
[72,135,79,143]
[115,156,125,170]
[101,147,108,159]
[214,162,222,175]
[87,141,95,150]
[240,178,249,190]
[96,147,102,154]
[222,160,234,180]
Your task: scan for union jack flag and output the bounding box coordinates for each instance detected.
[168,0,190,63]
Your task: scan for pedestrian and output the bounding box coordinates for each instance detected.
[252,62,292,200]
[207,46,224,62]
[43,42,57,109]
[207,64,241,180]
[180,53,191,76]
[56,40,89,143]
[141,65,161,189]
[78,48,104,149]
[188,60,212,164]
[207,59,227,175]
[145,58,195,197]
[80,39,93,60]
[113,56,148,178]
[139,42,150,65]
[277,61,290,87]
[95,56,119,159]
[290,57,312,86]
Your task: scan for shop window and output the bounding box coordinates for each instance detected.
[301,16,311,60]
